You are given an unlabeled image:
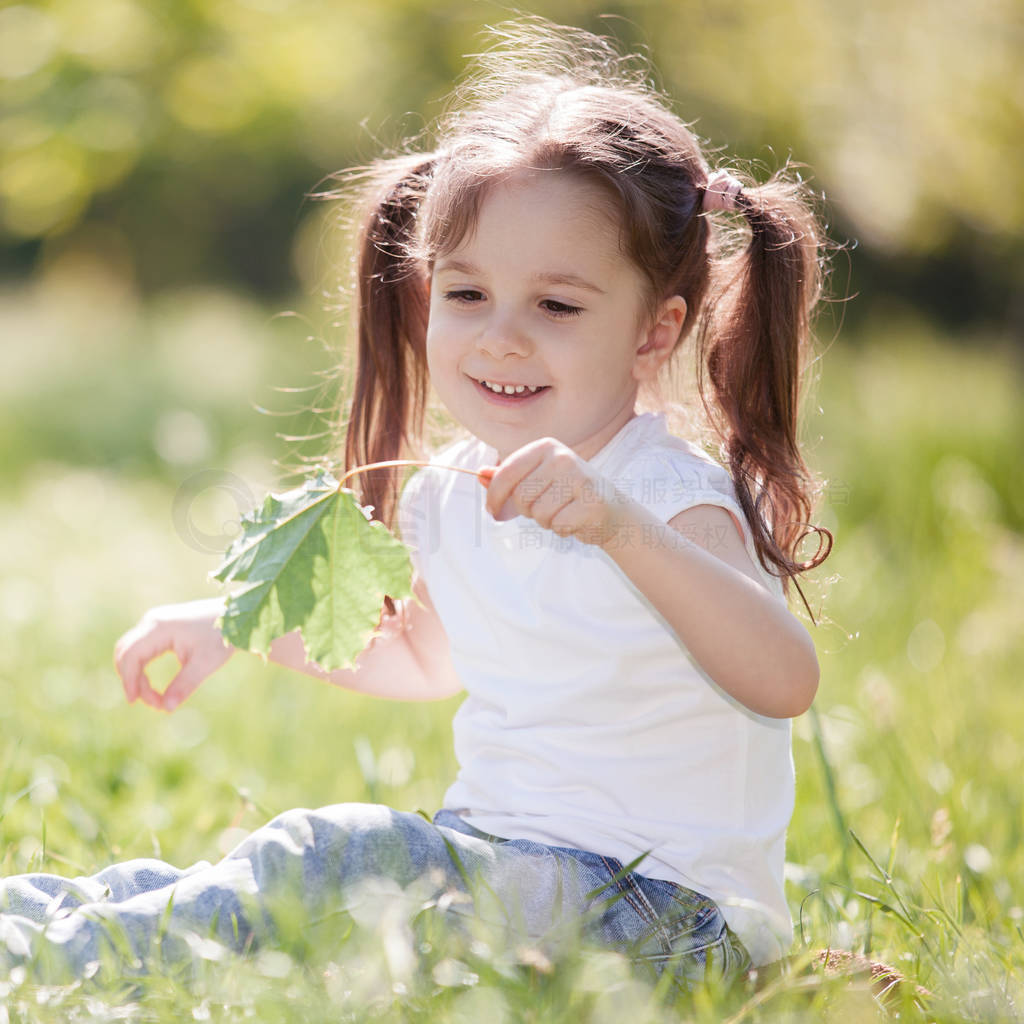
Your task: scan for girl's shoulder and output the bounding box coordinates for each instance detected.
[626,418,787,600]
[652,434,737,495]
[605,413,731,491]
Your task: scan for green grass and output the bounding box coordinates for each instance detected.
[1,279,1022,1021]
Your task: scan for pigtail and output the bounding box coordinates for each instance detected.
[696,170,833,620]
[345,153,438,530]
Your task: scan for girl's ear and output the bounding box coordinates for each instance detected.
[633,295,687,381]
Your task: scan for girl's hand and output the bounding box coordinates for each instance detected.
[482,437,627,548]
[113,597,235,712]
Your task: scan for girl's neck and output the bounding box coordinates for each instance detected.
[492,407,639,464]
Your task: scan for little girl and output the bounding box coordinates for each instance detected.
[1,19,832,990]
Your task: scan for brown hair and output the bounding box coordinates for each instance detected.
[321,18,833,617]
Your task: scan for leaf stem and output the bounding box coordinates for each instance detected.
[337,459,485,490]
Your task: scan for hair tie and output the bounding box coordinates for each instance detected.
[701,170,745,214]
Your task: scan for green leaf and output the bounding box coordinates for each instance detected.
[211,468,413,671]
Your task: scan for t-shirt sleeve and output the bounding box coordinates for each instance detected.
[625,451,786,602]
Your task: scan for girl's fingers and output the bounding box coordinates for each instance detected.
[492,493,520,522]
[523,479,573,527]
[114,628,163,703]
[136,675,166,710]
[484,473,519,517]
[114,601,230,711]
[483,439,612,540]
[159,658,209,712]
[114,621,177,705]
[483,445,548,517]
[164,643,232,711]
[114,648,137,701]
[112,633,135,699]
[548,503,595,541]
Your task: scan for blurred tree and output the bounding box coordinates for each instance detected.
[1,0,1021,333]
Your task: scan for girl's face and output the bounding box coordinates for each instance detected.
[426,170,683,462]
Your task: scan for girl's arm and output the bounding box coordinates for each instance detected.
[266,574,463,702]
[600,500,819,718]
[483,438,819,719]
[115,575,462,711]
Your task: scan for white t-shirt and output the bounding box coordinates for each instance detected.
[397,412,795,965]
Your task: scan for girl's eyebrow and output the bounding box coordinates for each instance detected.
[435,258,606,294]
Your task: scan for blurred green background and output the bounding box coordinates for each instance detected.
[1,1,1023,1016]
[2,0,1022,327]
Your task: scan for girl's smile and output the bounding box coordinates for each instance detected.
[474,377,550,402]
[425,170,682,462]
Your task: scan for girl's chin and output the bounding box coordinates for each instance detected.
[481,432,534,461]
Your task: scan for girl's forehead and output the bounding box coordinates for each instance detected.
[483,168,618,217]
[439,170,626,262]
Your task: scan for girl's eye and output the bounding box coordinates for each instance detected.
[541,299,584,318]
[443,289,484,304]
[441,291,582,317]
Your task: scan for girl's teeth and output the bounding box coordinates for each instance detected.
[482,380,541,394]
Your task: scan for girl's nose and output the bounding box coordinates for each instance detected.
[475,315,532,359]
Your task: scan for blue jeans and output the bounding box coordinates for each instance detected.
[0,803,749,988]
